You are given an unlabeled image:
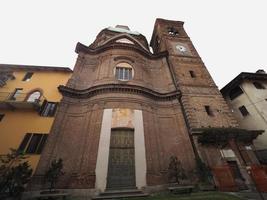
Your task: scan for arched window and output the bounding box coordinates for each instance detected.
[114,62,134,81]
[253,82,265,89]
[27,91,41,102]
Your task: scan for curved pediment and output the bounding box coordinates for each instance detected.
[100,33,150,52]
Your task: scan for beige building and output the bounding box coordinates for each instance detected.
[221,69,267,164]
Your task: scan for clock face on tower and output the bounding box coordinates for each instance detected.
[172,42,192,56]
[176,44,187,52]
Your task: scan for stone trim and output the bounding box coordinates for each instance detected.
[95,109,112,192]
[134,110,147,189]
[58,84,181,101]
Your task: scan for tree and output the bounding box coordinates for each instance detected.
[45,158,64,192]
[0,149,32,199]
[168,156,187,184]
[195,157,212,184]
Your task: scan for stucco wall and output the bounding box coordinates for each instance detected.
[224,80,267,151]
[0,70,71,172]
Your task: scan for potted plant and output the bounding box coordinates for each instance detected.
[195,157,215,191]
[167,156,194,195]
[43,158,64,193]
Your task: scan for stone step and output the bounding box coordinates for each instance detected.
[92,193,149,199]
[92,189,149,199]
[100,189,143,196]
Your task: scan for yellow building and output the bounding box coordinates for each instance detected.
[0,64,72,172]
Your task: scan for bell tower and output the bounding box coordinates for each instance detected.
[150,19,191,55]
[150,19,260,191]
[150,18,238,131]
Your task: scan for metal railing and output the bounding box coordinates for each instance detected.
[0,92,46,110]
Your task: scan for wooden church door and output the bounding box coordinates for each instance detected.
[106,128,136,189]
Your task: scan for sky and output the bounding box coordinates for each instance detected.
[0,0,266,89]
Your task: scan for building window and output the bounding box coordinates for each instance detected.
[39,100,58,117]
[167,27,179,36]
[115,63,133,81]
[18,133,48,154]
[0,72,15,87]
[189,70,196,78]
[205,105,213,116]
[239,105,249,117]
[27,90,41,103]
[253,82,265,89]
[0,114,5,121]
[9,88,23,100]
[229,86,243,100]
[22,72,34,82]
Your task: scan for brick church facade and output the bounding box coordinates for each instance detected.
[29,19,267,194]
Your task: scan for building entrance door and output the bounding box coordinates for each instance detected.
[227,161,248,190]
[106,128,136,189]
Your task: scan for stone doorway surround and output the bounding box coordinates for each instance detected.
[95,109,147,192]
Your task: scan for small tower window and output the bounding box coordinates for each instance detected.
[189,70,196,78]
[167,27,179,36]
[253,82,265,89]
[205,106,213,116]
[239,105,249,117]
[114,62,133,81]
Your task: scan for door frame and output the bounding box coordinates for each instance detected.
[106,128,136,189]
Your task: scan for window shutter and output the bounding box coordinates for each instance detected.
[36,134,48,154]
[26,134,42,154]
[50,103,58,117]
[39,100,48,115]
[18,133,31,152]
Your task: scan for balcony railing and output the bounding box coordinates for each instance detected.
[0,92,46,110]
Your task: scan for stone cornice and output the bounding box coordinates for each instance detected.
[58,84,181,101]
[75,42,168,60]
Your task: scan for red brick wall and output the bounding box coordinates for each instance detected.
[250,165,267,192]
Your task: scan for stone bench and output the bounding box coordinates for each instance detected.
[35,192,70,200]
[168,186,194,195]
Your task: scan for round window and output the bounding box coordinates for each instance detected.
[114,62,133,81]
